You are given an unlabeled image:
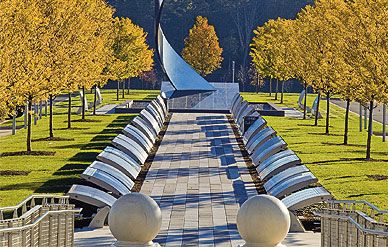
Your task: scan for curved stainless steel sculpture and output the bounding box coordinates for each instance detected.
[155,0,215,99]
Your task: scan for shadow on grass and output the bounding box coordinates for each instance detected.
[304,157,366,165]
[321,142,365,148]
[34,114,134,195]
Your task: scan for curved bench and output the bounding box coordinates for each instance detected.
[146,104,164,129]
[239,111,260,134]
[97,146,141,180]
[268,172,318,199]
[81,161,134,196]
[231,94,243,118]
[139,110,161,135]
[263,165,310,193]
[150,101,166,124]
[258,155,302,181]
[236,105,256,128]
[111,134,148,164]
[235,101,249,125]
[131,116,157,143]
[246,127,277,154]
[68,185,117,208]
[156,95,167,117]
[282,187,333,211]
[122,124,153,153]
[243,117,267,144]
[251,136,288,166]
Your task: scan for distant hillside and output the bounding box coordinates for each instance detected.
[107,0,313,91]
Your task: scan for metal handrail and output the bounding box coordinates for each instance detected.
[328,200,388,215]
[0,194,70,220]
[0,209,81,234]
[315,211,388,237]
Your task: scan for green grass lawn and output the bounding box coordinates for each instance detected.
[0,89,159,206]
[242,92,388,209]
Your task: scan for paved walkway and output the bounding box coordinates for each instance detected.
[74,113,320,246]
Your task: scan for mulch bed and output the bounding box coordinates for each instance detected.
[32,137,75,142]
[227,115,266,194]
[0,151,56,157]
[132,114,172,192]
[367,174,388,181]
[71,119,102,123]
[0,170,31,176]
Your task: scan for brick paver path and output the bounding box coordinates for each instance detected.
[141,113,258,246]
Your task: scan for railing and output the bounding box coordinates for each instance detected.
[0,195,70,220]
[0,195,80,247]
[316,200,388,247]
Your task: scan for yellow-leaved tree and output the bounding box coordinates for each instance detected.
[108,17,154,101]
[182,16,223,77]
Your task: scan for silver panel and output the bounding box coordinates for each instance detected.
[232,95,243,117]
[156,95,167,116]
[122,125,153,153]
[139,110,160,137]
[251,137,287,166]
[243,117,267,144]
[67,185,116,208]
[81,167,131,196]
[246,127,277,154]
[237,105,256,127]
[282,187,332,211]
[97,146,141,180]
[230,93,241,114]
[239,111,260,134]
[131,117,157,143]
[146,104,163,128]
[234,101,249,124]
[268,172,318,198]
[257,150,296,173]
[258,155,302,181]
[112,134,148,164]
[88,161,134,191]
[263,165,309,192]
[150,100,166,124]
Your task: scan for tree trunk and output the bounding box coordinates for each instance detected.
[344,99,350,145]
[93,85,97,115]
[116,81,119,101]
[275,79,279,100]
[122,81,125,98]
[127,78,131,94]
[82,86,86,120]
[67,92,72,129]
[27,97,32,152]
[280,81,285,104]
[325,92,330,135]
[314,91,321,126]
[49,94,54,138]
[366,99,374,160]
[269,78,272,96]
[303,83,307,120]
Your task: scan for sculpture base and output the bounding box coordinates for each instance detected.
[113,241,160,247]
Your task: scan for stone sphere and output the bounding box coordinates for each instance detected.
[237,195,290,246]
[108,193,162,245]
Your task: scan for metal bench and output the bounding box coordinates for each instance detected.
[230,94,243,117]
[150,100,166,123]
[251,136,288,166]
[81,161,134,196]
[268,172,318,198]
[122,124,153,153]
[111,134,148,164]
[281,187,332,211]
[234,101,249,125]
[146,104,164,129]
[67,185,117,208]
[236,105,256,128]
[246,127,277,154]
[97,146,141,180]
[131,116,157,143]
[258,155,302,181]
[156,95,167,116]
[243,117,267,144]
[263,165,310,192]
[238,111,260,134]
[139,109,161,135]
